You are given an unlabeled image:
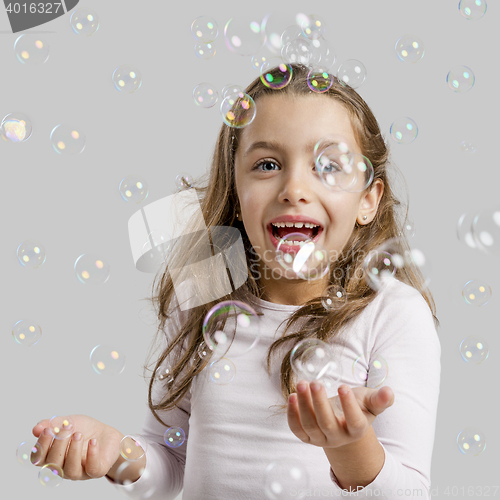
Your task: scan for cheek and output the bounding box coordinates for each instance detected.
[239,187,265,219]
[326,205,353,226]
[324,201,359,238]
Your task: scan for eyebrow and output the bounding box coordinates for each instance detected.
[242,139,351,158]
[243,140,323,158]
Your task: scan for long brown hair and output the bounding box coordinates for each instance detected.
[141,63,439,427]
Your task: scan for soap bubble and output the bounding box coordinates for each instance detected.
[50,124,86,154]
[291,339,342,384]
[112,64,142,93]
[363,236,431,292]
[12,319,42,346]
[314,137,355,190]
[17,240,46,268]
[337,59,366,88]
[462,280,492,306]
[74,254,110,285]
[156,365,174,384]
[202,301,261,359]
[459,0,487,20]
[1,112,32,142]
[70,7,99,35]
[119,174,149,203]
[164,427,185,448]
[224,17,266,56]
[363,251,396,290]
[460,140,477,153]
[275,233,329,280]
[208,357,236,384]
[352,352,389,388]
[251,49,270,70]
[49,415,75,440]
[316,144,374,192]
[261,12,300,55]
[321,285,347,310]
[300,14,325,40]
[395,34,425,63]
[390,117,418,144]
[220,92,256,128]
[198,341,210,360]
[447,65,475,92]
[282,37,313,65]
[457,212,477,249]
[39,464,64,487]
[221,84,244,98]
[471,207,500,256]
[191,16,218,43]
[457,427,487,456]
[120,435,147,461]
[90,344,125,375]
[194,42,216,59]
[403,220,416,238]
[260,60,293,89]
[309,37,336,71]
[175,172,194,190]
[307,67,333,93]
[280,25,304,47]
[14,34,50,64]
[264,458,309,499]
[193,82,219,108]
[459,335,489,364]
[16,441,42,465]
[114,460,149,487]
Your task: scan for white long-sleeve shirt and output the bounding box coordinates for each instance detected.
[106,277,441,499]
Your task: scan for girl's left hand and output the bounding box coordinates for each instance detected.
[287,380,395,449]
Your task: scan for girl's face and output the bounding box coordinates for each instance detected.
[234,93,383,303]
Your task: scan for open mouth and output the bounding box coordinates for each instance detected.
[267,223,323,249]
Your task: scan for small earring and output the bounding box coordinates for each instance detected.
[362,215,367,220]
[236,212,240,220]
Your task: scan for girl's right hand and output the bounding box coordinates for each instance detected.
[31,415,125,481]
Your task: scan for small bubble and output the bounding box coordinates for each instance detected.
[164,427,185,448]
[395,34,425,63]
[1,112,33,142]
[90,344,125,375]
[70,7,99,35]
[112,64,142,93]
[14,34,50,64]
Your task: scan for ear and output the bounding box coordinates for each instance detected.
[357,179,384,224]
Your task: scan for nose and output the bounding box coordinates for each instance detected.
[278,162,314,205]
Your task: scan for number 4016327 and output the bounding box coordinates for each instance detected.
[6,3,64,14]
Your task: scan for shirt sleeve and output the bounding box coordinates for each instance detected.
[328,279,441,499]
[104,301,191,500]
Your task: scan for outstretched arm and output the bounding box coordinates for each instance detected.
[288,380,393,491]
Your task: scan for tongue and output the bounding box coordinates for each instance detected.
[276,226,314,239]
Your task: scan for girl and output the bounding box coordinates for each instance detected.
[31,63,441,499]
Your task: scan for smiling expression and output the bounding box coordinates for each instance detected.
[234,92,383,299]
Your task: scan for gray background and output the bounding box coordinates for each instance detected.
[2,0,498,498]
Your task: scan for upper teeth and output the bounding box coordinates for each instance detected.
[271,222,320,228]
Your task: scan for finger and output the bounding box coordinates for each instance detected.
[63,432,85,480]
[45,430,74,468]
[296,381,322,438]
[84,439,103,478]
[33,420,50,438]
[369,386,394,414]
[309,381,339,436]
[33,427,56,466]
[338,385,367,438]
[287,393,309,441]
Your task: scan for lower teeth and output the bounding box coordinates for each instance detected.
[281,240,306,246]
